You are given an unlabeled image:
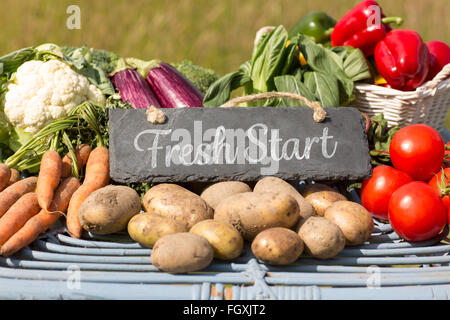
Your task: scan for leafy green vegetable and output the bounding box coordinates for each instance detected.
[126,182,152,199]
[171,60,219,94]
[0,111,10,142]
[0,47,36,79]
[203,70,251,107]
[4,102,107,172]
[0,144,11,163]
[365,113,400,167]
[250,26,290,93]
[202,25,371,109]
[8,127,33,153]
[331,46,372,82]
[274,75,316,106]
[62,46,115,96]
[303,71,339,107]
[61,46,120,75]
[89,48,120,75]
[297,36,355,106]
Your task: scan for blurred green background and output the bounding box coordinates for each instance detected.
[0,0,448,127]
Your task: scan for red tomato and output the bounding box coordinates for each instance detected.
[388,182,448,242]
[361,166,413,221]
[389,124,445,181]
[428,168,450,208]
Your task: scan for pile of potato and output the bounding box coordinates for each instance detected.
[77,177,374,273]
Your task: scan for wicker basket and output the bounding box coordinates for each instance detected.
[351,63,450,130]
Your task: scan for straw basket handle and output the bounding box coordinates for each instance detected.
[421,63,450,91]
[219,92,327,123]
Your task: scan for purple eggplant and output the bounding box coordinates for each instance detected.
[145,62,204,108]
[111,60,161,109]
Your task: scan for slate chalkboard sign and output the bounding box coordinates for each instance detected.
[109,107,371,183]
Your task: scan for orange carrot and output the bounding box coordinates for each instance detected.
[6,168,20,187]
[36,150,62,211]
[0,177,38,218]
[66,146,110,238]
[83,146,110,188]
[66,184,97,238]
[61,144,92,178]
[0,192,41,246]
[0,177,80,256]
[0,164,11,192]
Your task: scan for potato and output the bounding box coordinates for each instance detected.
[200,181,252,210]
[251,227,304,265]
[214,192,300,241]
[301,183,347,216]
[142,184,213,229]
[254,177,315,220]
[128,212,188,248]
[297,216,345,259]
[151,233,214,273]
[79,185,141,235]
[324,201,374,246]
[190,219,244,260]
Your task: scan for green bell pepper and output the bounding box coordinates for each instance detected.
[288,11,336,44]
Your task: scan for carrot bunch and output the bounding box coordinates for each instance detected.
[0,143,110,256]
[0,148,82,256]
[0,177,80,256]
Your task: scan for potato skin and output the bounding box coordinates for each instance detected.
[200,181,252,210]
[128,212,188,248]
[79,185,141,235]
[254,177,315,220]
[324,201,374,246]
[301,184,347,216]
[214,192,300,241]
[297,216,345,259]
[151,233,214,273]
[251,227,304,265]
[190,219,243,260]
[142,184,213,229]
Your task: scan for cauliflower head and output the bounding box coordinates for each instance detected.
[4,59,106,133]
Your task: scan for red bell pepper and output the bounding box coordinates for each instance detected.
[425,41,450,81]
[331,0,403,57]
[374,30,430,91]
